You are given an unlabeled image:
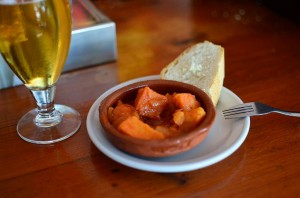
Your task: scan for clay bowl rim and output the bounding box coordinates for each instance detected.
[99,79,216,147]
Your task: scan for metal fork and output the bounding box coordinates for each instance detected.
[223,102,300,119]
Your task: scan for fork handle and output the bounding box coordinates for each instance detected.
[274,110,300,117]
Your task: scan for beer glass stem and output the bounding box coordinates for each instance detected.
[30,85,63,127]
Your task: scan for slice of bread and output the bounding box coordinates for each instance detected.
[160,41,224,106]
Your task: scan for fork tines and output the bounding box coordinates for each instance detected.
[222,104,254,119]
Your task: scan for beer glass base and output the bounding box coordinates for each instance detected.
[17,104,81,144]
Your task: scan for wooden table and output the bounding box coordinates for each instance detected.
[1,0,300,197]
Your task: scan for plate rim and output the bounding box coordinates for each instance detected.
[86,75,250,172]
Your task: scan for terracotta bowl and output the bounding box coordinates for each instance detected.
[99,79,216,157]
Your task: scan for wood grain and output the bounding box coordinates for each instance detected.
[0,0,300,197]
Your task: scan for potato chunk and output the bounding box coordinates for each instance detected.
[172,93,200,110]
[110,101,138,128]
[173,107,206,132]
[134,87,168,119]
[118,116,164,140]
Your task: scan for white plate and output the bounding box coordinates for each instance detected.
[87,75,250,173]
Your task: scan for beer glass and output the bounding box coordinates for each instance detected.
[0,0,81,144]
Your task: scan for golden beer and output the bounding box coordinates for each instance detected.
[0,0,71,90]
